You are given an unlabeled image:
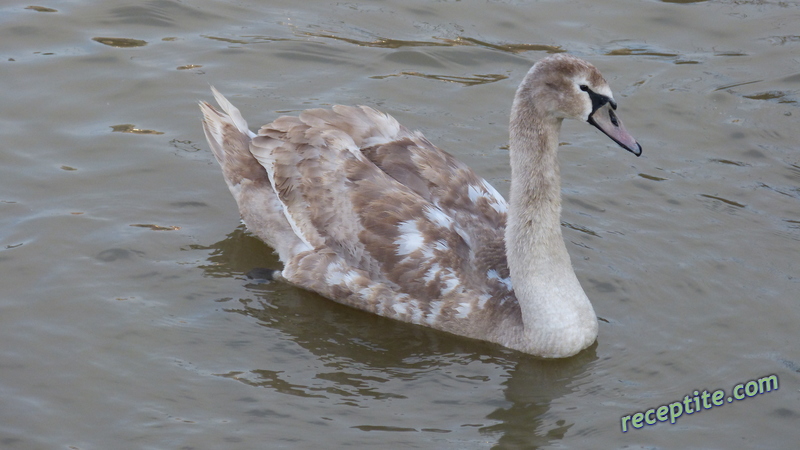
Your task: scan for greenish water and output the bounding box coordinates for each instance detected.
[1,0,798,448]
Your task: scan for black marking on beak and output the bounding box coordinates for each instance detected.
[584,86,616,114]
[583,86,642,156]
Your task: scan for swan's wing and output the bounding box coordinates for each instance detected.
[284,104,512,287]
[248,106,520,331]
[359,130,512,288]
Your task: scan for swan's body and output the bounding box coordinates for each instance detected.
[200,54,641,358]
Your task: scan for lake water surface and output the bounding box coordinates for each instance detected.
[1,0,799,448]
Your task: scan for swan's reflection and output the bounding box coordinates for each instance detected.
[200,226,598,447]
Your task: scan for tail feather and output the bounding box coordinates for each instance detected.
[198,100,229,167]
[199,86,255,168]
[199,89,261,184]
[199,87,307,263]
[209,86,256,139]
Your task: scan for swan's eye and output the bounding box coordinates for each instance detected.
[579,84,589,92]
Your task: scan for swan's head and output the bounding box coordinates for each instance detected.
[517,54,642,156]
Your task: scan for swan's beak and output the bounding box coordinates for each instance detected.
[588,102,642,156]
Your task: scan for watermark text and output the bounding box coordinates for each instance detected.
[621,374,779,432]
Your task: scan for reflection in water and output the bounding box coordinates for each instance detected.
[605,47,679,58]
[201,31,563,55]
[200,226,598,446]
[25,6,58,12]
[698,194,746,209]
[129,223,181,231]
[744,91,797,104]
[303,33,455,50]
[714,79,764,91]
[194,225,282,279]
[105,0,214,27]
[92,37,148,48]
[302,32,564,55]
[201,35,296,45]
[715,79,799,105]
[371,71,507,86]
[483,353,597,448]
[109,124,165,135]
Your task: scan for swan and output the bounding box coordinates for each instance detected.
[199,54,641,358]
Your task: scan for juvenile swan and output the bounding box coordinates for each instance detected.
[200,54,641,358]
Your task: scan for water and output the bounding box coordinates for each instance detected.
[1,0,798,448]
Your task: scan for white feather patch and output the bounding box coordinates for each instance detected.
[423,263,441,283]
[467,184,483,204]
[481,180,508,213]
[392,302,408,316]
[325,263,344,285]
[455,302,472,319]
[440,273,461,296]
[395,220,424,256]
[342,270,361,285]
[426,301,443,325]
[423,205,453,229]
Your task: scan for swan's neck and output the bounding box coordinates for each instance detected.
[505,95,598,357]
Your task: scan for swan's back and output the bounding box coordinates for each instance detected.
[201,92,523,342]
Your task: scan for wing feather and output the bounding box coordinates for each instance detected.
[218,101,520,337]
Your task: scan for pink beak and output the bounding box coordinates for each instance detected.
[588,102,642,156]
